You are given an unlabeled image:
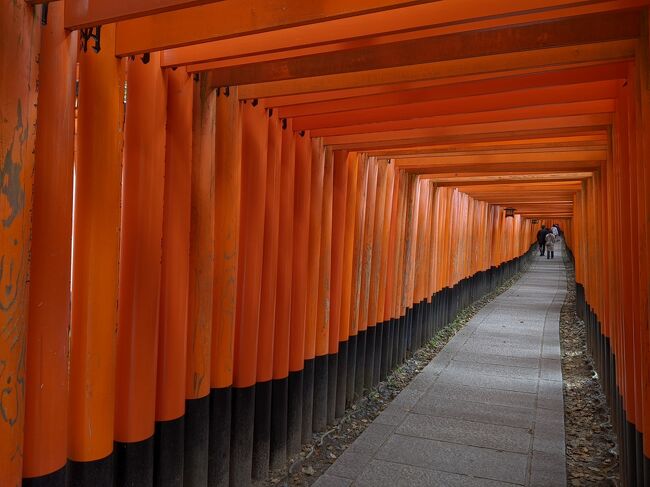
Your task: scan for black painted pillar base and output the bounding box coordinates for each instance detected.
[269,377,289,471]
[363,326,375,391]
[154,416,184,486]
[625,421,636,485]
[327,352,338,424]
[382,318,396,380]
[635,429,644,486]
[379,321,390,381]
[287,370,303,456]
[301,358,315,444]
[354,330,367,399]
[67,453,113,487]
[114,436,154,486]
[411,302,421,351]
[336,341,348,418]
[23,465,67,487]
[252,380,272,481]
[405,310,413,358]
[208,386,232,487]
[183,395,209,487]
[395,314,406,367]
[373,322,383,386]
[313,354,328,432]
[345,335,357,407]
[230,385,255,487]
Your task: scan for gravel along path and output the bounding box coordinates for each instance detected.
[560,256,620,486]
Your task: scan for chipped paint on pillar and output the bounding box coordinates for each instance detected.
[0,1,41,483]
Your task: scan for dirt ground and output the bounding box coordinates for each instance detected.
[560,256,620,486]
[259,270,528,487]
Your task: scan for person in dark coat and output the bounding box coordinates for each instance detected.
[536,225,548,256]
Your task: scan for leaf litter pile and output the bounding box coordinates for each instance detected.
[560,256,620,486]
[258,268,529,486]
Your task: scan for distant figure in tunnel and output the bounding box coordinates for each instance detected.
[551,223,560,239]
[545,230,556,259]
[537,225,548,256]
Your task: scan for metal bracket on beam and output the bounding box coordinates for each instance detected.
[80,26,101,53]
[41,4,49,26]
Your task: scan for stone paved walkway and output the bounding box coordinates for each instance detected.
[316,246,567,487]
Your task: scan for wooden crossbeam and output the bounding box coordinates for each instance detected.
[236,41,636,99]
[160,0,648,67]
[201,11,639,86]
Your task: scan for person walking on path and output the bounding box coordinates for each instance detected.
[537,225,548,256]
[545,230,557,259]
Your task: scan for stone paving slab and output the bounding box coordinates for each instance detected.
[319,247,568,486]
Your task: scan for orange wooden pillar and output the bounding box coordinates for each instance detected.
[423,182,437,341]
[208,86,242,487]
[393,171,409,365]
[412,179,429,351]
[154,67,193,486]
[303,137,325,441]
[339,154,359,410]
[357,160,377,394]
[628,63,648,485]
[377,163,395,379]
[184,74,215,486]
[67,23,125,487]
[230,100,268,486]
[114,53,168,485]
[418,181,433,343]
[313,146,333,432]
[349,157,369,401]
[287,132,312,455]
[0,2,39,485]
[634,17,650,474]
[252,110,282,480]
[23,4,75,484]
[330,150,349,420]
[403,175,419,356]
[269,120,296,469]
[368,161,388,387]
[383,165,400,373]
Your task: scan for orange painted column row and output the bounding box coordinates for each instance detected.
[11,59,547,487]
[568,18,650,483]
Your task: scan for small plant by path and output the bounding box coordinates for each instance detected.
[259,267,530,487]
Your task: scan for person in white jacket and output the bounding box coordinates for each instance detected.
[545,231,556,259]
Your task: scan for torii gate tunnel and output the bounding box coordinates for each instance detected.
[1,1,650,485]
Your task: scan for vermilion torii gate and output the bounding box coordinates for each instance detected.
[1,1,649,486]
